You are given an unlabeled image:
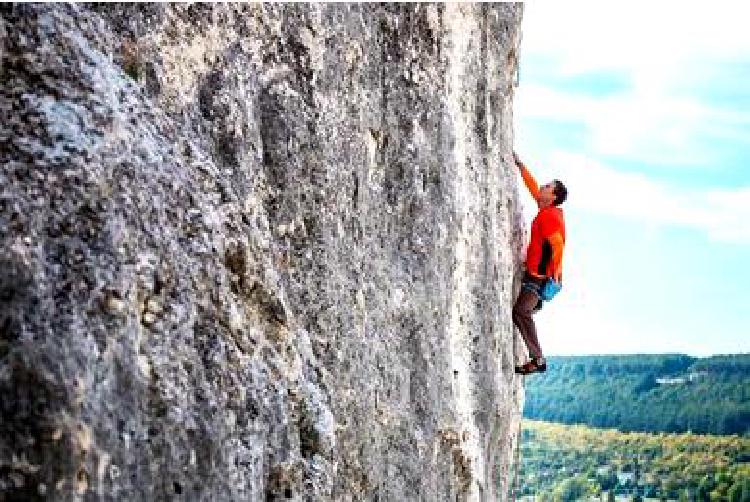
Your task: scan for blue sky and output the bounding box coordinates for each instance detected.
[515,2,750,356]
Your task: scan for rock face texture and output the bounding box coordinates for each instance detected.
[0,3,526,501]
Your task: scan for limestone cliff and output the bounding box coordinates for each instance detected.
[0,3,526,501]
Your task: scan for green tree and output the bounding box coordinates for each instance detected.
[728,482,741,502]
[741,478,750,502]
[698,476,714,502]
[554,476,594,501]
[599,471,618,491]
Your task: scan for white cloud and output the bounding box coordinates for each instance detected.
[536,304,742,357]
[517,2,750,165]
[517,82,750,166]
[540,150,750,245]
[521,2,750,75]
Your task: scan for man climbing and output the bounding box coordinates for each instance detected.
[512,152,567,375]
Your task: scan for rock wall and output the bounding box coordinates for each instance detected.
[0,3,526,501]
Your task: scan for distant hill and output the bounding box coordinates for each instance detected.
[523,354,750,435]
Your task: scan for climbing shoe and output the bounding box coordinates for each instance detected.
[515,358,546,375]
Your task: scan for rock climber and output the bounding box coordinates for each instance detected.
[512,152,567,375]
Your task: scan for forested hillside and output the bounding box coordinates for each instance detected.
[523,354,750,435]
[517,420,750,501]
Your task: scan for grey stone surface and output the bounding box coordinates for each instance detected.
[0,3,526,501]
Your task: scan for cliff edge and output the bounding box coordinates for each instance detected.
[0,4,526,500]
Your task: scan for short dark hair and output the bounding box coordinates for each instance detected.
[553,180,567,206]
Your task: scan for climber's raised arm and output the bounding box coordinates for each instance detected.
[513,152,541,207]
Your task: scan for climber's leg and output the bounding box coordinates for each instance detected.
[512,279,544,361]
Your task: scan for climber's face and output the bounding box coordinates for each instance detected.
[539,181,557,207]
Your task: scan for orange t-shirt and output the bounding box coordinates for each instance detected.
[520,164,566,280]
[527,206,565,278]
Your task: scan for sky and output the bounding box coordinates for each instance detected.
[514,2,750,357]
